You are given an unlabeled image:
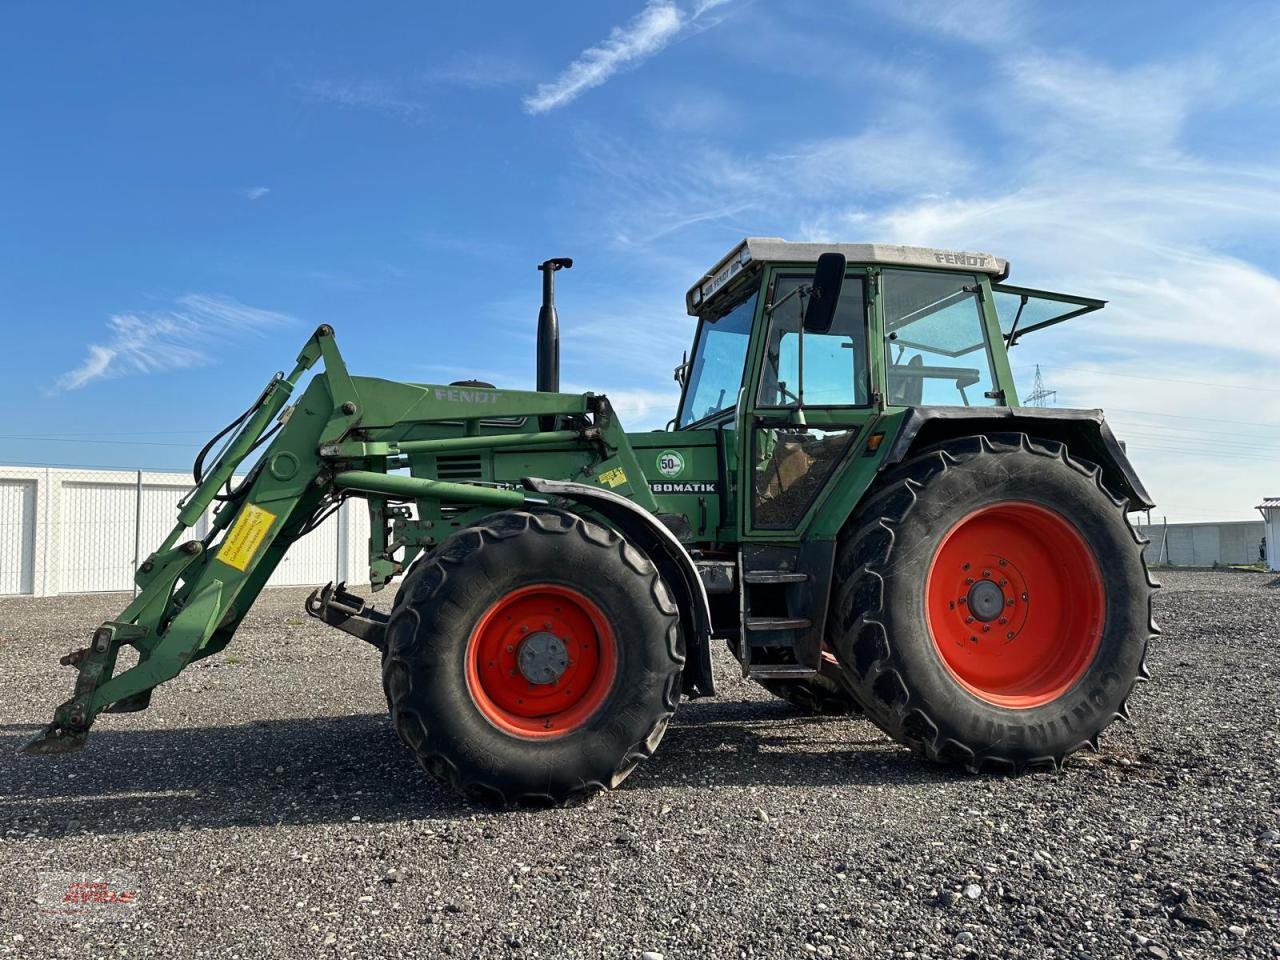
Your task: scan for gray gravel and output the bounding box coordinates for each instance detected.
[1,569,1277,959]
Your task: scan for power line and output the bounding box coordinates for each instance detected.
[0,435,198,447]
[0,429,217,438]
[1086,370,1280,394]
[1120,440,1280,465]
[1105,407,1280,431]
[1111,424,1280,452]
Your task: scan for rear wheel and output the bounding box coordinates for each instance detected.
[830,434,1156,770]
[382,508,684,806]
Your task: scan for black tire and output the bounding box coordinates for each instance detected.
[830,434,1157,771]
[382,508,684,806]
[756,656,862,715]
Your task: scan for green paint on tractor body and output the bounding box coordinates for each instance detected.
[23,240,1154,785]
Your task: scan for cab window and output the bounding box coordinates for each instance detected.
[678,289,758,428]
[882,269,998,406]
[757,274,868,407]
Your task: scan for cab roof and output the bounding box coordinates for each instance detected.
[686,237,1010,316]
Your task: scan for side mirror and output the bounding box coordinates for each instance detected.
[802,252,847,334]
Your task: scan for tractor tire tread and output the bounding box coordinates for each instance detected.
[830,433,1158,773]
[381,508,683,807]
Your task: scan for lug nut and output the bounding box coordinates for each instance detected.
[965,577,975,585]
[965,616,974,624]
[999,617,1008,625]
[982,624,990,632]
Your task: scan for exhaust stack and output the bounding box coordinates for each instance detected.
[536,257,572,394]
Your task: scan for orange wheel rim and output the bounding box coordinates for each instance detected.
[465,584,617,738]
[925,502,1104,709]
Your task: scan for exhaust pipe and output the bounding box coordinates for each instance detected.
[537,257,572,431]
[537,257,572,394]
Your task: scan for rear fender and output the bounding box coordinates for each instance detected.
[881,408,1155,510]
[521,477,715,697]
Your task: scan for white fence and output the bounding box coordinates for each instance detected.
[1135,519,1266,567]
[0,466,369,597]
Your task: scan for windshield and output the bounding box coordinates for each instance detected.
[678,289,758,427]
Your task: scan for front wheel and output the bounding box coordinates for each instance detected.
[831,434,1157,771]
[382,508,684,806]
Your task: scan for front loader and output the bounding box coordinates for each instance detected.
[24,241,1158,806]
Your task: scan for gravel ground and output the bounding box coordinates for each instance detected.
[0,569,1277,959]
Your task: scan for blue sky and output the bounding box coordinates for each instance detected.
[2,0,1278,522]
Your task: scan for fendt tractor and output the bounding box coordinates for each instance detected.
[24,240,1158,806]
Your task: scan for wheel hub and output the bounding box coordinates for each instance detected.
[925,501,1104,709]
[517,632,570,685]
[464,584,618,738]
[966,579,1006,622]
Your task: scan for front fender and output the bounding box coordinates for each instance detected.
[521,477,715,697]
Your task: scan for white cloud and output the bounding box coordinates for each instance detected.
[298,78,426,119]
[240,186,270,201]
[425,54,532,89]
[524,1,732,115]
[559,4,1280,520]
[808,19,1280,523]
[57,295,296,391]
[775,121,975,198]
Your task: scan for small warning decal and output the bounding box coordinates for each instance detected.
[597,467,628,489]
[217,503,277,572]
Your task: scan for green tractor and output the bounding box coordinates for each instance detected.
[23,239,1157,805]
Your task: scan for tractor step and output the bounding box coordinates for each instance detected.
[747,665,818,680]
[742,571,809,585]
[745,616,812,631]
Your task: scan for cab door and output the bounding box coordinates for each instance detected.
[737,265,879,540]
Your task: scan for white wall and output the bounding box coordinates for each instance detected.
[0,466,370,597]
[1261,506,1280,573]
[1136,519,1266,567]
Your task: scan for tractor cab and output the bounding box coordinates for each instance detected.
[677,238,1105,430]
[671,239,1109,539]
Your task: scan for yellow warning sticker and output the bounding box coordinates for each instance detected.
[217,503,277,572]
[598,467,628,489]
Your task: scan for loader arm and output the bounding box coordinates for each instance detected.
[23,325,660,756]
[21,326,350,754]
